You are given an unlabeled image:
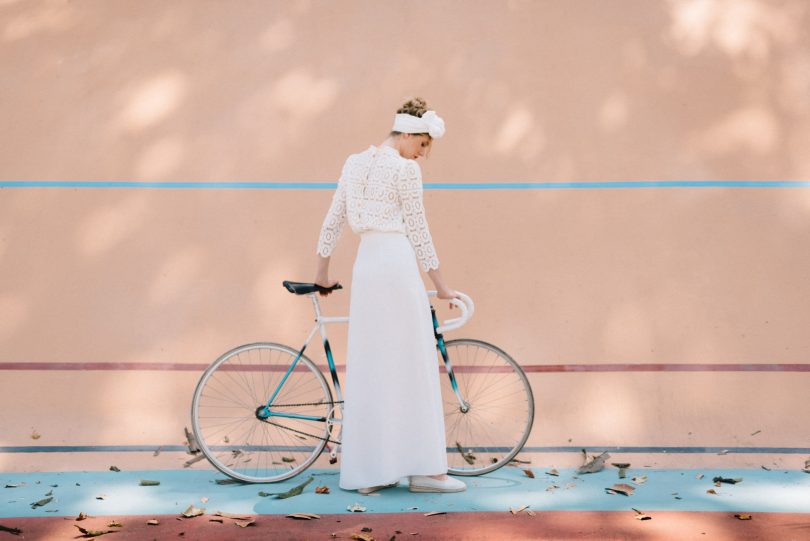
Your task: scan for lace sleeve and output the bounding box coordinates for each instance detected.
[397,159,440,272]
[316,160,349,257]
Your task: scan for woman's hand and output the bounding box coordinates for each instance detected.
[435,285,458,300]
[314,277,339,296]
[315,255,338,296]
[427,267,458,307]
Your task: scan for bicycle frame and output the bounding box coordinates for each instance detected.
[256,292,471,423]
[256,294,347,424]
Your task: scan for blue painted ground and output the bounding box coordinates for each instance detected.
[2,467,809,519]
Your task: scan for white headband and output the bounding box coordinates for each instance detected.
[392,110,446,139]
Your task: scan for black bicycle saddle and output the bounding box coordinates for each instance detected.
[282,280,343,295]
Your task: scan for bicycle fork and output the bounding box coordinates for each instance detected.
[432,306,470,413]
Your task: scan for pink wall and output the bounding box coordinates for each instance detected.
[1,0,809,472]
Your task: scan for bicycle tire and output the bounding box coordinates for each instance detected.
[440,339,535,476]
[191,342,334,483]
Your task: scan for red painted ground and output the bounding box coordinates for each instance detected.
[2,511,809,540]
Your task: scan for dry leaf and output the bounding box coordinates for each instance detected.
[109,466,120,472]
[713,476,743,485]
[424,511,446,517]
[347,502,367,512]
[139,480,160,486]
[706,489,718,495]
[605,483,635,496]
[181,505,205,518]
[612,463,630,479]
[287,513,321,520]
[107,521,122,527]
[234,520,255,528]
[546,469,559,476]
[522,469,535,479]
[351,534,374,541]
[455,442,476,465]
[30,496,53,509]
[633,513,652,521]
[74,525,116,537]
[761,465,771,471]
[146,519,159,525]
[734,513,752,520]
[281,456,296,463]
[259,476,313,499]
[0,524,22,535]
[750,430,761,436]
[213,512,253,520]
[184,427,200,454]
[578,451,610,474]
[509,505,529,515]
[30,430,41,440]
[316,485,330,494]
[183,454,206,468]
[509,457,531,464]
[214,478,241,485]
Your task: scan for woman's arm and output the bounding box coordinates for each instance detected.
[427,267,457,300]
[314,254,339,296]
[397,159,458,301]
[314,160,350,294]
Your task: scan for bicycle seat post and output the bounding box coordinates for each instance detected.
[308,293,323,321]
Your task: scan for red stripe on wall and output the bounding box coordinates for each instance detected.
[0,362,808,372]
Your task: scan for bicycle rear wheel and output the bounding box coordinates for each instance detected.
[191,342,334,483]
[440,339,534,476]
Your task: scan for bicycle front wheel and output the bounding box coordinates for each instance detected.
[191,342,334,483]
[440,339,535,476]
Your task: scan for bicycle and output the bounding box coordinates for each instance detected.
[191,280,535,483]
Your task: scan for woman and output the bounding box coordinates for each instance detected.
[314,97,466,494]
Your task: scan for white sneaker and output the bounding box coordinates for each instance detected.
[408,475,467,493]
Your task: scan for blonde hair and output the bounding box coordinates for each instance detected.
[390,97,433,157]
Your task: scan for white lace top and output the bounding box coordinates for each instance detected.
[316,144,440,272]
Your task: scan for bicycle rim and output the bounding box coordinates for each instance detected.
[191,342,333,483]
[441,339,535,476]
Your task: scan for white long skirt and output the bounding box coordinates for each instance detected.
[338,231,448,490]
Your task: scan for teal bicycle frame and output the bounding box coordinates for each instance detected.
[255,292,471,424]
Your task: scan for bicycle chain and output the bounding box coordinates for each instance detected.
[260,418,341,445]
[269,400,343,408]
[255,400,343,444]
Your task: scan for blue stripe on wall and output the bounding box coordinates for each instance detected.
[1,180,810,190]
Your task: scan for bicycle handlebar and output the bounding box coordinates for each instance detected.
[426,291,475,333]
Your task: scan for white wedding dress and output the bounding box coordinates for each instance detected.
[316,144,447,490]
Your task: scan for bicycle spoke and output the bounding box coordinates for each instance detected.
[192,343,333,483]
[440,340,534,475]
